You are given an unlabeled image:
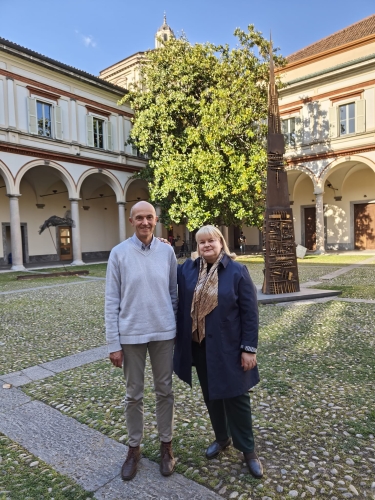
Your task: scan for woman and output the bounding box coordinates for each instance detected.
[173,225,263,478]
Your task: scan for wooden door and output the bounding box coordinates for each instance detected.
[59,227,72,260]
[304,207,316,251]
[354,203,375,250]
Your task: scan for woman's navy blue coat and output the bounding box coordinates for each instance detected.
[173,254,260,400]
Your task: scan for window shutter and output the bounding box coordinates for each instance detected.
[86,115,94,147]
[328,106,338,138]
[27,97,38,135]
[356,99,366,133]
[107,120,113,151]
[54,105,63,140]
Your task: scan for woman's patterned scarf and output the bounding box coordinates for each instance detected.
[191,250,225,343]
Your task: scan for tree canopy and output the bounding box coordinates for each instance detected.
[121,26,285,230]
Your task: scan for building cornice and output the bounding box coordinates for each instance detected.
[286,143,375,166]
[0,141,143,173]
[279,33,375,73]
[99,51,147,75]
[284,52,375,87]
[280,106,303,116]
[279,77,375,111]
[0,37,127,95]
[0,69,132,118]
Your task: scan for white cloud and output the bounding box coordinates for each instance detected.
[75,30,97,48]
[82,35,97,48]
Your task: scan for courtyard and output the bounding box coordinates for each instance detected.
[0,255,375,500]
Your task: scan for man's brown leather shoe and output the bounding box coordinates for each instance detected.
[160,441,175,476]
[121,446,141,481]
[243,451,263,479]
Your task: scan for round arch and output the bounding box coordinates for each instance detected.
[0,160,16,194]
[124,176,149,202]
[77,168,124,202]
[320,155,375,185]
[15,160,76,198]
[286,164,318,200]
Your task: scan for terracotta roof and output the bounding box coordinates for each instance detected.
[287,14,375,63]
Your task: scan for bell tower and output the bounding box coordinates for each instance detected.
[155,13,175,48]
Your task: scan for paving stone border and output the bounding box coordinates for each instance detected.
[0,277,103,295]
[0,386,222,499]
[1,346,108,387]
[319,255,375,280]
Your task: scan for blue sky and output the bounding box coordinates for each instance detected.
[1,0,374,76]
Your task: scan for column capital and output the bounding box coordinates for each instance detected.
[69,198,81,202]
[117,201,126,206]
[7,194,21,199]
[313,189,324,196]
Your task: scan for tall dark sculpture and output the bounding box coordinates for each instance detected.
[262,42,300,294]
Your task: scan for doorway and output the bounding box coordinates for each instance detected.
[59,227,73,260]
[304,207,316,251]
[354,203,375,250]
[2,223,28,264]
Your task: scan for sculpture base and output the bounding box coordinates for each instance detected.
[257,286,341,304]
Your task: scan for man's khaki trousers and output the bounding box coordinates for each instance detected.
[122,339,174,447]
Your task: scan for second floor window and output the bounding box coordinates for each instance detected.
[339,102,355,135]
[93,117,104,148]
[37,101,52,137]
[282,117,296,147]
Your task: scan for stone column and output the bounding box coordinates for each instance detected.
[69,198,85,265]
[314,190,325,254]
[118,202,126,242]
[155,205,162,238]
[221,226,229,246]
[8,194,25,271]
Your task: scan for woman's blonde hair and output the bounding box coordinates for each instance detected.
[194,225,236,260]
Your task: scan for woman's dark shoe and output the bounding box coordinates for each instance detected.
[243,452,263,479]
[205,438,232,459]
[121,446,141,481]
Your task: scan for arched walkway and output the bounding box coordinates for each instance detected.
[79,172,123,258]
[323,159,375,250]
[287,169,317,249]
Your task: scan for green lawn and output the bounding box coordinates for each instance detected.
[0,434,93,500]
[237,253,375,265]
[314,267,375,300]
[0,264,107,293]
[23,300,375,500]
[244,263,342,286]
[0,281,105,375]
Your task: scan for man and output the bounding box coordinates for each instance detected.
[239,231,247,254]
[105,201,177,480]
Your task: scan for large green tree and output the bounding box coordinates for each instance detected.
[121,26,284,230]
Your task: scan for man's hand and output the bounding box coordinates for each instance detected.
[157,237,171,245]
[109,350,123,368]
[241,352,257,371]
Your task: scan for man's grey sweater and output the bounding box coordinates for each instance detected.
[105,235,178,353]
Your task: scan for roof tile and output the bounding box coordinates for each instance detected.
[287,14,375,63]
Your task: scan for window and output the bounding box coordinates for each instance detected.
[93,117,104,148]
[27,97,63,140]
[339,102,355,135]
[329,100,366,139]
[282,117,296,147]
[86,115,113,150]
[37,101,52,137]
